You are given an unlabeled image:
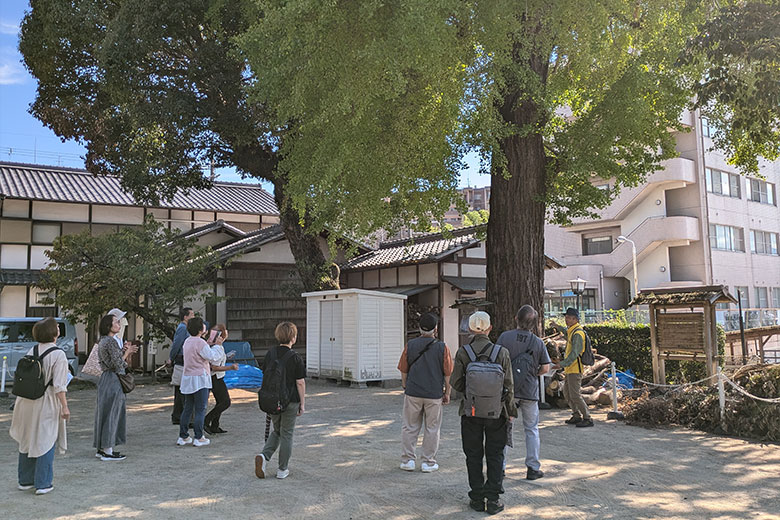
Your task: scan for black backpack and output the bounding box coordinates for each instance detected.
[510,331,540,400]
[258,348,296,414]
[13,345,59,400]
[579,328,595,366]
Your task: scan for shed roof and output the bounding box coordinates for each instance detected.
[630,285,738,306]
[0,161,278,215]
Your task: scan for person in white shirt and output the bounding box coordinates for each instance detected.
[204,324,237,434]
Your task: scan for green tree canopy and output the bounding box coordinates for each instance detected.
[463,210,489,227]
[39,217,219,341]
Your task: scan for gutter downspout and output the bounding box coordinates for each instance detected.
[697,109,714,284]
[599,268,606,310]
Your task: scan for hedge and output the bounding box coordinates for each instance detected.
[551,323,726,385]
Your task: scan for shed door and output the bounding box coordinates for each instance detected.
[319,300,343,374]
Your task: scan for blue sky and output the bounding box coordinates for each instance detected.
[0,0,489,191]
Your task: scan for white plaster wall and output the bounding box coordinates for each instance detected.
[2,199,29,218]
[194,211,215,223]
[442,263,458,276]
[636,246,672,293]
[363,270,379,288]
[216,212,260,224]
[0,220,31,243]
[398,266,416,285]
[347,272,362,288]
[236,240,296,264]
[418,263,438,284]
[29,246,52,270]
[380,268,397,287]
[461,264,487,278]
[465,242,486,258]
[147,208,168,221]
[91,205,144,225]
[0,286,26,316]
[621,186,668,236]
[441,281,459,357]
[0,244,28,269]
[32,202,89,222]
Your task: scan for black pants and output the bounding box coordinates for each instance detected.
[172,385,184,424]
[205,375,231,429]
[461,415,507,502]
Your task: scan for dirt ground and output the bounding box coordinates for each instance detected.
[1,379,779,520]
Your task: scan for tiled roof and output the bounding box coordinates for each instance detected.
[179,220,246,240]
[0,269,42,286]
[342,228,481,271]
[214,224,285,261]
[0,162,278,215]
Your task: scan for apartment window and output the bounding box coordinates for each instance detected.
[582,236,613,256]
[709,224,744,252]
[701,117,714,138]
[735,286,749,308]
[755,287,769,309]
[750,230,779,255]
[772,288,780,308]
[705,168,740,198]
[746,178,776,205]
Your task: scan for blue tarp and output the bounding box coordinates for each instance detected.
[222,341,257,367]
[223,364,263,389]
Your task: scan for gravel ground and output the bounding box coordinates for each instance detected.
[1,380,779,520]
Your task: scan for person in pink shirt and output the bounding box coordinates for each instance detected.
[176,317,224,447]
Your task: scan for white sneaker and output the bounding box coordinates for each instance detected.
[255,454,267,479]
[276,469,290,479]
[176,437,193,446]
[193,437,210,447]
[400,460,416,471]
[35,486,54,495]
[421,463,439,473]
[18,484,34,491]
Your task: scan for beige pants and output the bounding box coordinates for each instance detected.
[401,395,443,465]
[564,373,591,420]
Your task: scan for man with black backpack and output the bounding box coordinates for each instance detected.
[550,308,594,428]
[497,305,550,481]
[397,313,453,473]
[451,311,517,515]
[255,321,306,480]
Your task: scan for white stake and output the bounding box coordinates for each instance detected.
[607,361,624,420]
[717,366,726,431]
[0,356,8,396]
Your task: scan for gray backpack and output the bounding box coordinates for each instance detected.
[463,343,505,419]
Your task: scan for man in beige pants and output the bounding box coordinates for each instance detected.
[397,313,453,473]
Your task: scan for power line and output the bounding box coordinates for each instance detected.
[0,146,85,167]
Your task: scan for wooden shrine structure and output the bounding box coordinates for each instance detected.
[631,285,736,384]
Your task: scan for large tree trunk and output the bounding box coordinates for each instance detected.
[273,177,340,292]
[486,51,549,336]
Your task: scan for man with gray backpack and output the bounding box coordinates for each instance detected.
[497,305,550,481]
[451,311,517,515]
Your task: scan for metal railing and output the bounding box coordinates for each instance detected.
[716,308,780,332]
[547,309,650,325]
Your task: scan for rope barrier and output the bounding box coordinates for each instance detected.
[720,374,780,404]
[614,370,717,389]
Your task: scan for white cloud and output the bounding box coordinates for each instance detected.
[0,21,20,36]
[0,62,27,85]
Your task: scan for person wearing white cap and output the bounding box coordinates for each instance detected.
[451,311,516,515]
[107,308,130,352]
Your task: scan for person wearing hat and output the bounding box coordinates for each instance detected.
[451,311,517,515]
[107,308,130,352]
[396,313,453,473]
[550,308,593,427]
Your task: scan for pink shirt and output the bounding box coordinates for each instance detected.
[180,336,221,394]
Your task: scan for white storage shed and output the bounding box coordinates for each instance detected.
[302,289,407,385]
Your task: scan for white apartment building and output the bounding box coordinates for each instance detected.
[543,109,780,324]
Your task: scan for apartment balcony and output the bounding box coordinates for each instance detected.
[569,157,697,230]
[563,215,700,278]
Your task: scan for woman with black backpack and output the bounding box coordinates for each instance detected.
[9,317,70,495]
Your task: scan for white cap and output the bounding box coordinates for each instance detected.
[108,308,127,319]
[468,311,491,333]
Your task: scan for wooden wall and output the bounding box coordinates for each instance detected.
[225,262,307,362]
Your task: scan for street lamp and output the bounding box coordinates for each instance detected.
[617,235,639,300]
[568,277,587,311]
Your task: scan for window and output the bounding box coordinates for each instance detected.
[746,178,776,205]
[773,288,780,308]
[544,289,597,314]
[735,286,749,308]
[709,224,744,252]
[596,183,610,191]
[582,236,613,255]
[0,325,10,343]
[750,230,779,255]
[755,287,769,309]
[705,168,740,198]
[701,117,714,138]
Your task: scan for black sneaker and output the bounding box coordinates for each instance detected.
[100,452,126,461]
[469,499,485,512]
[565,416,583,425]
[203,425,214,435]
[526,468,544,480]
[576,418,594,428]
[486,499,505,515]
[212,427,227,434]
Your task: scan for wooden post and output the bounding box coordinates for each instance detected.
[649,304,664,384]
[703,303,717,382]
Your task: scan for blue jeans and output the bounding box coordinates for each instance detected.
[179,388,209,439]
[504,399,541,471]
[18,444,55,490]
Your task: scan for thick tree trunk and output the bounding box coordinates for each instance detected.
[273,177,340,292]
[486,52,549,336]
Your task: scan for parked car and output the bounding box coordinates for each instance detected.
[0,317,79,381]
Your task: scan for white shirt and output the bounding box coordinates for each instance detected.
[210,345,228,380]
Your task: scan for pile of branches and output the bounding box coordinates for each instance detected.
[543,333,617,408]
[621,364,780,442]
